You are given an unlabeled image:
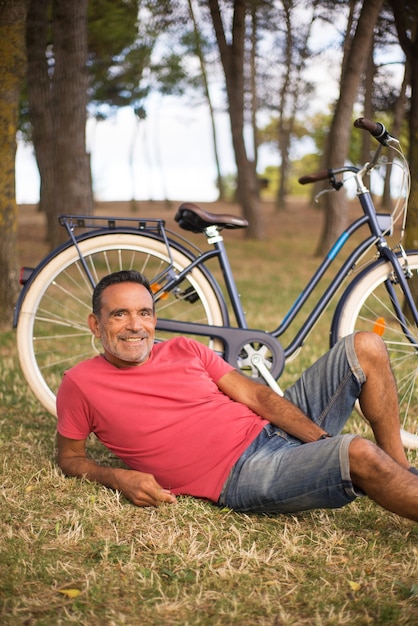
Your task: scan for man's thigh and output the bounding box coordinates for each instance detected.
[284,334,366,434]
[219,426,362,513]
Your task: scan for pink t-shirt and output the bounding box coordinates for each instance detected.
[56,336,267,502]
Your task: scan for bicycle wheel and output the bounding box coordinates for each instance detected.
[17,232,226,416]
[331,252,418,449]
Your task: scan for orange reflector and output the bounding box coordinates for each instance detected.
[373,317,386,336]
[151,283,169,300]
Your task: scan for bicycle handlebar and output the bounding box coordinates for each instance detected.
[298,170,330,185]
[298,118,395,186]
[353,117,392,146]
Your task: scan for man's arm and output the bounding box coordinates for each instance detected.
[217,370,329,443]
[56,433,176,507]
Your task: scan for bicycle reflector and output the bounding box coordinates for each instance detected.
[372,317,386,336]
[19,267,34,285]
[150,283,169,300]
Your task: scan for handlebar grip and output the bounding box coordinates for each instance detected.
[298,170,329,185]
[354,117,390,146]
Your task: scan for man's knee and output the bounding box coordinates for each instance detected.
[348,436,389,484]
[354,331,389,372]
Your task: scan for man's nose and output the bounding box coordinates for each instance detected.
[127,314,145,331]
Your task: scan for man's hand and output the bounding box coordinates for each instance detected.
[114,469,177,507]
[56,433,176,507]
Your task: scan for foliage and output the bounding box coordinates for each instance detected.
[87,0,150,115]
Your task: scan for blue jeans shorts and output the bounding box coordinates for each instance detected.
[218,334,366,514]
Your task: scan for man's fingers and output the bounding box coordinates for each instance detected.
[158,488,176,504]
[132,487,176,508]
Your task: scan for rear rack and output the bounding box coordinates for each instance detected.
[58,214,174,290]
[58,213,207,258]
[59,214,166,233]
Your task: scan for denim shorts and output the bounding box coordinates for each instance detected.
[218,334,366,514]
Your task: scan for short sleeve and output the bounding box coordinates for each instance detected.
[56,374,93,440]
[184,338,235,382]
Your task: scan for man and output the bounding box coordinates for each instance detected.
[56,270,418,520]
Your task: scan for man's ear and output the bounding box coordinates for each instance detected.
[88,313,101,337]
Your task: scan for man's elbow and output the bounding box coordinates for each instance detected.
[55,450,86,478]
[56,454,75,477]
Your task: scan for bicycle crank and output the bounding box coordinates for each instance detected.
[250,353,284,396]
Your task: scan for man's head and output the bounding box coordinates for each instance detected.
[88,270,157,368]
[92,270,155,317]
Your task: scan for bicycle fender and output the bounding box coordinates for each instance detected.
[329,249,418,347]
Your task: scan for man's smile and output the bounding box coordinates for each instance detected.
[120,336,146,343]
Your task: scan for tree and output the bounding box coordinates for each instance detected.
[207,0,263,239]
[187,0,226,200]
[358,6,407,210]
[0,0,28,327]
[316,0,384,255]
[26,0,92,248]
[274,0,319,210]
[390,0,418,249]
[390,0,418,310]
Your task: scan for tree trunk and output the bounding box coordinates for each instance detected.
[390,0,418,314]
[381,64,408,211]
[26,0,93,249]
[316,0,384,256]
[390,0,418,248]
[404,54,418,248]
[207,0,263,239]
[276,0,292,211]
[360,44,375,168]
[187,0,225,200]
[0,0,28,328]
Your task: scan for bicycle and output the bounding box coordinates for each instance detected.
[14,118,418,448]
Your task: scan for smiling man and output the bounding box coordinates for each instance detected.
[56,270,418,521]
[89,279,156,368]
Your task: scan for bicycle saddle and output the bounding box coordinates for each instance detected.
[175,202,249,233]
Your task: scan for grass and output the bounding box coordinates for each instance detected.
[2,200,418,624]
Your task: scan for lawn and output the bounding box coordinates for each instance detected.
[1,199,417,625]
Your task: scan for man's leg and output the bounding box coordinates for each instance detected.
[219,332,418,519]
[218,427,362,514]
[285,331,411,468]
[313,331,418,521]
[353,332,409,467]
[283,333,364,435]
[348,437,418,521]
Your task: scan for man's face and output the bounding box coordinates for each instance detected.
[88,282,157,368]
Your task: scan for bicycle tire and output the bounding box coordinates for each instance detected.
[331,251,418,449]
[16,232,226,416]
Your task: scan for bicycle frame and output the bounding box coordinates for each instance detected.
[155,211,415,359]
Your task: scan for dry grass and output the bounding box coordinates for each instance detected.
[1,199,417,624]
